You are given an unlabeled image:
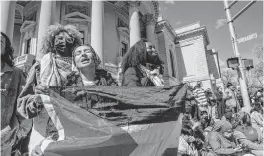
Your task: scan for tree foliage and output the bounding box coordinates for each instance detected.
[221,69,237,86]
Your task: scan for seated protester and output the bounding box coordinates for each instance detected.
[222,108,233,123]
[200,111,212,130]
[178,124,199,156]
[1,32,26,156]
[207,120,243,156]
[69,44,117,87]
[231,112,263,153]
[250,103,263,138]
[121,38,164,87]
[232,112,262,144]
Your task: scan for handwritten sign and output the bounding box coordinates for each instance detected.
[237,33,257,43]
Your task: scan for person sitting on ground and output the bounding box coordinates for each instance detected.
[178,124,199,156]
[223,107,233,123]
[121,38,164,87]
[231,112,263,156]
[233,111,262,144]
[207,120,243,156]
[250,103,263,142]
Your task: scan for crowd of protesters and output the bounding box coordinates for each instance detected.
[1,22,263,156]
[1,23,166,156]
[178,81,263,156]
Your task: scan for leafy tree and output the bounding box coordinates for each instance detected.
[221,68,237,86]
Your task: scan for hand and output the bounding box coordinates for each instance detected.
[35,84,50,95]
[27,95,44,118]
[31,144,44,156]
[234,147,243,152]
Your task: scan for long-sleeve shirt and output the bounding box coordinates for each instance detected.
[233,130,263,150]
[251,111,263,128]
[208,131,237,155]
[1,63,25,150]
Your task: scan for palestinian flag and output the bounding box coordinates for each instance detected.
[28,84,187,156]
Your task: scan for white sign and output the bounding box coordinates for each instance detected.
[237,33,257,43]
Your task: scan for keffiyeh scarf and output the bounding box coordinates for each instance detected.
[139,65,164,87]
[40,52,72,86]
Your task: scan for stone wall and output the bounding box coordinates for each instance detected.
[13,24,21,58]
[157,31,170,86]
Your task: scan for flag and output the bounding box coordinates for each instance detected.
[28,84,187,156]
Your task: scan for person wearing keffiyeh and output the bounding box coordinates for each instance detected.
[16,23,82,156]
[121,38,165,87]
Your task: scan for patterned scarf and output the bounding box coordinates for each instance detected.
[139,65,164,87]
[40,52,72,86]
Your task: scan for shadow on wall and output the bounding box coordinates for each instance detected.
[175,45,187,80]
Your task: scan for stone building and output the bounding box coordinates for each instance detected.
[1,1,223,90]
[157,20,223,90]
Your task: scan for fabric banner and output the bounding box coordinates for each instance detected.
[28,84,187,156]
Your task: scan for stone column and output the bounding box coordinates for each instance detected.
[143,13,156,46]
[51,1,61,24]
[36,1,52,61]
[1,1,16,43]
[91,1,104,67]
[128,1,141,47]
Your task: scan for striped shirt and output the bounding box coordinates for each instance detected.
[193,88,208,107]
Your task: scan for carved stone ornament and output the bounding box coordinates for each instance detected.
[126,1,141,9]
[142,13,155,26]
[67,5,90,17]
[23,1,40,18]
[62,12,91,22]
[20,21,36,34]
[117,27,130,37]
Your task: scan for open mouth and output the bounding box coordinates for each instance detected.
[80,57,90,63]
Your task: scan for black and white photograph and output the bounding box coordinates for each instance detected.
[1,0,263,156]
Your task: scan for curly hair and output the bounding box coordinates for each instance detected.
[41,23,82,54]
[1,32,14,67]
[121,38,164,74]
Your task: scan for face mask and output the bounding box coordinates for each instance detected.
[54,32,74,56]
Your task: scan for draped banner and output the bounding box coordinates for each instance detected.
[28,84,187,156]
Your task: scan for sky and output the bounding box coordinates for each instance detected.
[158,0,263,67]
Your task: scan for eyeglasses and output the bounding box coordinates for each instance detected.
[55,34,74,44]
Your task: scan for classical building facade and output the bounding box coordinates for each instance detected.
[1,1,223,89]
[156,20,223,90]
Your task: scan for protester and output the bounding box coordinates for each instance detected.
[1,32,26,156]
[231,112,263,153]
[225,83,240,113]
[16,23,82,155]
[216,86,226,119]
[178,124,199,156]
[70,44,117,87]
[250,103,263,142]
[121,38,164,87]
[232,112,261,143]
[207,120,243,155]
[185,84,200,122]
[193,82,208,112]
